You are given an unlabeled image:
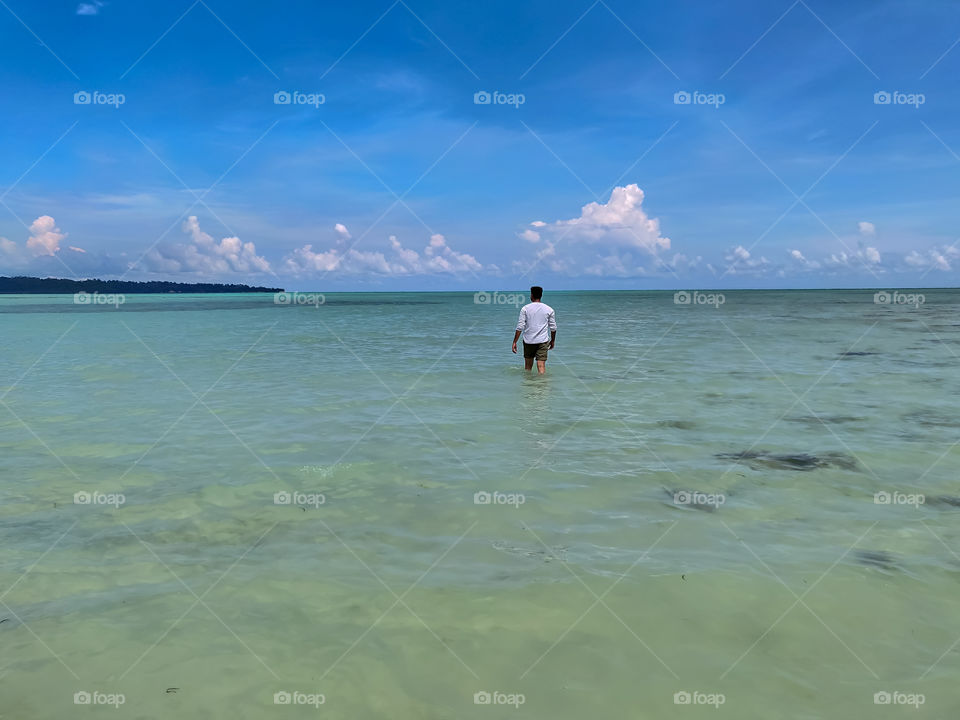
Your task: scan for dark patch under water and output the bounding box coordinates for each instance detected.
[855,549,898,571]
[657,419,697,430]
[785,415,865,426]
[902,411,960,429]
[838,351,880,358]
[716,450,859,472]
[925,495,960,509]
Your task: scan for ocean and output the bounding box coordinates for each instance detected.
[1,289,957,717]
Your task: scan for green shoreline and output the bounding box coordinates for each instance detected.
[0,276,283,294]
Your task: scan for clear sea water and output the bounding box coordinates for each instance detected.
[2,289,959,718]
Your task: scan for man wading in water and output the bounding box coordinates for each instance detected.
[512,286,557,374]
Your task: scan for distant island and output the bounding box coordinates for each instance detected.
[0,276,283,294]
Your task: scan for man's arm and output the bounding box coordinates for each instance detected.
[513,308,525,353]
[548,310,557,349]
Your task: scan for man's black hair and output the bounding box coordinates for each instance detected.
[530,286,543,300]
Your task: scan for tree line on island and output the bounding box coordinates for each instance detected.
[0,276,284,294]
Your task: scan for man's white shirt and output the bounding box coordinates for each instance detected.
[516,302,557,344]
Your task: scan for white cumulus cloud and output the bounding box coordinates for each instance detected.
[534,184,671,252]
[140,216,272,275]
[26,216,67,256]
[283,225,484,276]
[722,245,769,274]
[825,246,881,268]
[518,184,671,276]
[904,245,960,271]
[788,248,821,270]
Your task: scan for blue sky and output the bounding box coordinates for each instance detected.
[1,0,959,290]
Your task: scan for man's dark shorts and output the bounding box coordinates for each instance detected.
[523,341,549,361]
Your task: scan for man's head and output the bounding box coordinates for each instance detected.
[530,286,543,301]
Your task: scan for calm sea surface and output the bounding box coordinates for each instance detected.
[1,290,959,718]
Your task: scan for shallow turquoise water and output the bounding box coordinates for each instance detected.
[2,290,959,717]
